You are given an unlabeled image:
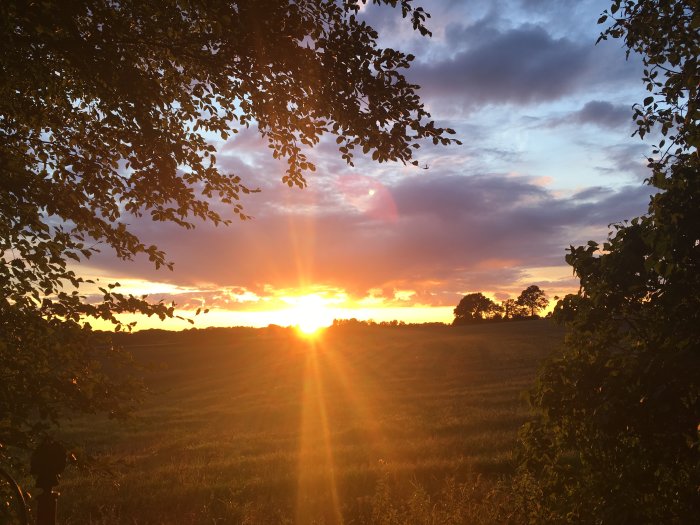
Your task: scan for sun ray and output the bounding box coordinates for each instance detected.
[295,339,344,524]
[315,342,392,464]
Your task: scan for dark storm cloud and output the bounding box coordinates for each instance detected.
[410,24,592,107]
[88,173,651,306]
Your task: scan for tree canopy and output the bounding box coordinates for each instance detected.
[515,1,700,521]
[453,293,501,324]
[502,298,526,320]
[516,285,548,318]
[0,0,458,462]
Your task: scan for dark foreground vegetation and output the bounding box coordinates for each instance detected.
[44,321,562,524]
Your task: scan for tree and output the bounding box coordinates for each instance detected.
[516,285,548,318]
[501,298,527,320]
[453,293,501,324]
[0,0,458,465]
[515,1,700,522]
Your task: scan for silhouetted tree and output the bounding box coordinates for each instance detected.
[515,1,700,521]
[0,0,457,464]
[516,285,548,317]
[453,293,500,324]
[501,298,527,320]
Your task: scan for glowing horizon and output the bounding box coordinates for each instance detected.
[85,294,564,333]
[78,270,572,333]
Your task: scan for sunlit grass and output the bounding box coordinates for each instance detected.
[54,321,564,524]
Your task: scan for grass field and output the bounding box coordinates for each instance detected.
[55,320,564,524]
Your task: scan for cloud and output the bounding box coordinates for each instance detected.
[88,172,651,307]
[78,1,649,311]
[409,24,592,108]
[549,100,632,129]
[406,14,641,113]
[597,143,650,181]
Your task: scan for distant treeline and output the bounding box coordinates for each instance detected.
[107,287,553,347]
[109,321,454,346]
[110,325,262,347]
[331,318,448,329]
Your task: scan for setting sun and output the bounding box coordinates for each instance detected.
[286,294,335,334]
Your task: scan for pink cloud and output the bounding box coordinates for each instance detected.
[86,172,650,309]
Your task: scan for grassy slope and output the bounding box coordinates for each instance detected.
[57,321,563,524]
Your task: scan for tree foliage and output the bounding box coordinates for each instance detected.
[453,293,501,324]
[0,0,458,463]
[598,0,699,151]
[515,1,700,521]
[516,285,548,318]
[501,298,527,320]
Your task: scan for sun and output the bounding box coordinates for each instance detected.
[297,318,326,336]
[288,294,334,335]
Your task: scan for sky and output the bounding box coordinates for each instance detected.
[85,0,654,330]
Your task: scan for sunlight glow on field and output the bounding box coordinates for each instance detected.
[59,321,565,522]
[296,340,344,522]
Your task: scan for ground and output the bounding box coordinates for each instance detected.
[52,320,563,524]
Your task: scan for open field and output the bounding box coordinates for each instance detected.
[55,321,564,524]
